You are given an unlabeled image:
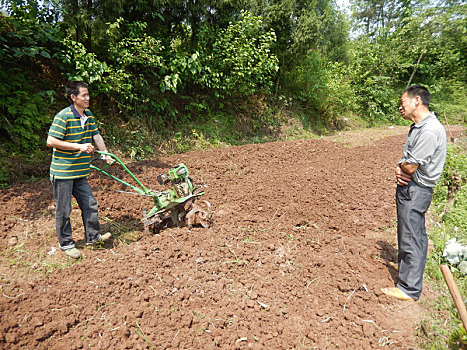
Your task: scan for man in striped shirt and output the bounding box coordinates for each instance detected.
[382,85,447,301]
[47,81,112,258]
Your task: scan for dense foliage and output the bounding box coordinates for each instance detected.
[0,2,60,152]
[0,0,465,166]
[425,143,467,349]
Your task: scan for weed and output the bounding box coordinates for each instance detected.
[135,321,153,349]
[221,249,248,265]
[421,142,467,348]
[101,216,140,244]
[294,335,307,350]
[241,227,264,244]
[96,302,116,313]
[449,326,467,349]
[294,223,309,230]
[216,316,234,329]
[306,277,320,288]
[225,161,242,177]
[41,257,76,274]
[192,311,206,319]
[372,254,381,261]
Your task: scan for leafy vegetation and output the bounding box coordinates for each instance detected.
[0,1,464,168]
[424,143,467,349]
[0,2,59,152]
[0,1,464,161]
[0,2,465,151]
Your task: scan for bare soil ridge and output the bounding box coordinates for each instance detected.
[0,125,464,349]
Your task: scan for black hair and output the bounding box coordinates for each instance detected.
[66,81,88,100]
[404,85,430,107]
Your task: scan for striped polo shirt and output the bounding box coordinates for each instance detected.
[48,105,99,179]
[400,113,447,187]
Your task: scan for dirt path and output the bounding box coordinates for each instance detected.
[0,126,464,349]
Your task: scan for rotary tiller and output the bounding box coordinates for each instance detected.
[90,151,212,234]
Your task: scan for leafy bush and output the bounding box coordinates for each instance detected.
[282,51,358,130]
[425,142,467,349]
[433,144,467,232]
[196,11,279,98]
[59,38,109,85]
[0,6,60,153]
[0,163,7,188]
[430,80,467,125]
[59,18,186,121]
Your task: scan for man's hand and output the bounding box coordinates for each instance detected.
[395,165,412,186]
[98,150,113,164]
[79,143,95,154]
[400,161,418,175]
[92,134,112,163]
[104,154,113,164]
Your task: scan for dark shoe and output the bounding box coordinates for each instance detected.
[64,248,81,259]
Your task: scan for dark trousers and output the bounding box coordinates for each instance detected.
[395,181,433,300]
[52,177,100,249]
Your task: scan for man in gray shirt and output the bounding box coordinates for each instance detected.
[382,85,447,301]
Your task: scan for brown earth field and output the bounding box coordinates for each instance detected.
[0,125,465,350]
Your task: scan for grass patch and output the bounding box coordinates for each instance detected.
[100,216,142,244]
[0,241,78,277]
[420,141,467,349]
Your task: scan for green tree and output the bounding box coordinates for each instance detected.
[250,0,349,68]
[349,0,417,37]
[196,10,279,97]
[0,0,62,152]
[347,0,466,124]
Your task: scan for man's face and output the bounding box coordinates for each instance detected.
[399,92,417,120]
[71,87,90,110]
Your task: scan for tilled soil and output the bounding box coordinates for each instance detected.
[0,126,464,349]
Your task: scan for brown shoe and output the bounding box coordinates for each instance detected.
[381,287,414,301]
[64,248,81,259]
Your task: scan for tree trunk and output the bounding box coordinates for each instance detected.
[406,42,427,89]
[190,0,199,51]
[85,0,93,50]
[71,0,80,42]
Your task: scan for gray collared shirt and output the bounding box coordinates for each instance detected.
[400,113,447,187]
